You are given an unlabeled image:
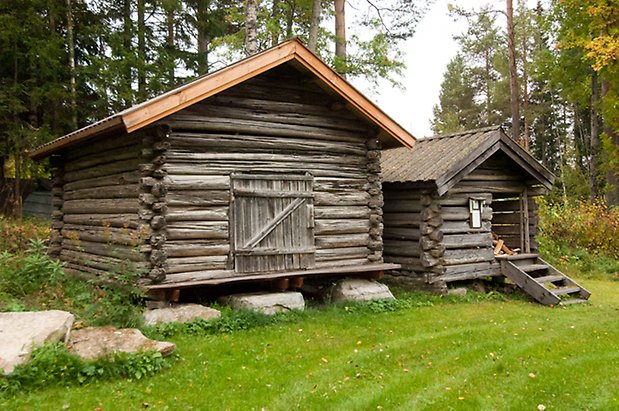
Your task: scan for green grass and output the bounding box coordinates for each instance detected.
[2,280,618,410]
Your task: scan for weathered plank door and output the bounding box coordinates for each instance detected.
[231,173,315,273]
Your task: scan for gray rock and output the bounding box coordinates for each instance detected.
[68,326,176,360]
[143,303,221,326]
[219,292,304,315]
[329,278,394,303]
[447,287,468,297]
[0,310,75,374]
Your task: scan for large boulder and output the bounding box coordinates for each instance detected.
[143,304,221,326]
[329,278,394,303]
[0,310,75,374]
[68,326,175,360]
[219,292,305,315]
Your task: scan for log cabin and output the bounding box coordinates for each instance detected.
[380,126,590,305]
[29,39,416,300]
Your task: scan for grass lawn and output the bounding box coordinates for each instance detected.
[2,279,618,410]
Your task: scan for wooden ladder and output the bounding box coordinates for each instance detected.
[497,254,591,306]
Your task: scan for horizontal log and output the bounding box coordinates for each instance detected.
[166,151,366,167]
[182,99,370,133]
[383,227,421,241]
[493,212,539,225]
[63,198,139,214]
[314,206,370,219]
[61,224,146,246]
[166,222,228,240]
[63,184,138,201]
[441,206,492,221]
[65,134,137,161]
[164,242,230,258]
[169,133,367,156]
[315,246,369,261]
[315,220,370,235]
[163,163,367,179]
[442,232,493,249]
[383,212,421,227]
[65,145,140,173]
[438,193,492,206]
[383,239,421,257]
[61,239,143,262]
[440,221,491,234]
[383,256,424,271]
[62,213,140,229]
[315,233,369,248]
[442,248,495,266]
[165,207,229,222]
[64,159,140,183]
[461,169,522,181]
[63,171,141,192]
[313,178,368,192]
[165,190,230,206]
[166,114,366,144]
[163,175,229,190]
[60,249,148,274]
[166,255,228,274]
[383,200,423,213]
[314,192,369,206]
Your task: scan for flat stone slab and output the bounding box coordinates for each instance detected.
[0,310,75,374]
[68,326,175,360]
[330,278,394,303]
[143,304,221,326]
[219,292,305,315]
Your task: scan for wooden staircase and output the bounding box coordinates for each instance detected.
[497,254,591,306]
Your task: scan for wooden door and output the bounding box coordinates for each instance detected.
[231,173,315,273]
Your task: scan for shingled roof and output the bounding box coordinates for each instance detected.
[30,38,415,161]
[381,126,555,196]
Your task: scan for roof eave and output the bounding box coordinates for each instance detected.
[29,38,415,160]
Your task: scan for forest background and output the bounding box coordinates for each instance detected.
[0,0,617,208]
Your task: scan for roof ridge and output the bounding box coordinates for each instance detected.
[420,125,503,141]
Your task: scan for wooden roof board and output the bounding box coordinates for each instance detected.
[29,39,414,161]
[381,126,555,192]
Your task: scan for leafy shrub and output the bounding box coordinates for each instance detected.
[0,216,50,254]
[538,199,619,259]
[0,343,171,394]
[0,241,144,328]
[0,240,64,297]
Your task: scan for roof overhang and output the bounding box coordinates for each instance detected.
[434,129,555,196]
[29,39,415,161]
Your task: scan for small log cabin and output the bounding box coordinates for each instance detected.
[29,39,415,298]
[381,126,555,293]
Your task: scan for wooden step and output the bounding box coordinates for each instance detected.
[558,298,589,306]
[552,286,581,296]
[519,264,548,272]
[536,275,565,284]
[495,253,539,261]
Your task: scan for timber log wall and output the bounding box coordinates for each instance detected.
[156,69,384,284]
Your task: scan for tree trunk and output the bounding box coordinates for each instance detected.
[308,0,321,52]
[589,70,601,201]
[166,6,175,84]
[66,0,77,129]
[334,0,346,77]
[270,0,281,46]
[196,1,210,74]
[137,0,146,101]
[601,78,619,205]
[521,12,530,150]
[245,0,258,55]
[506,0,520,140]
[123,0,133,106]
